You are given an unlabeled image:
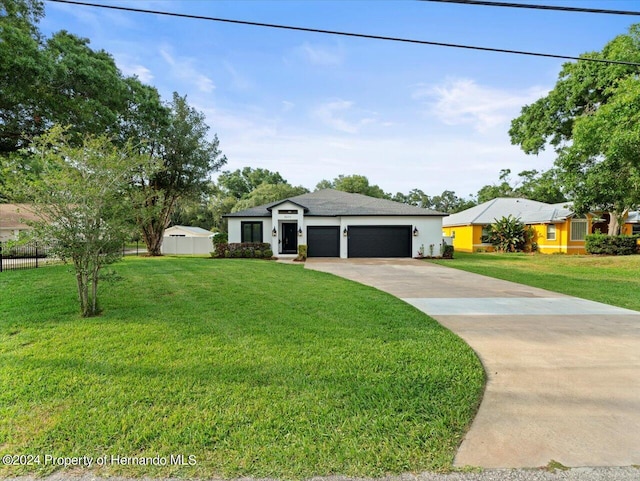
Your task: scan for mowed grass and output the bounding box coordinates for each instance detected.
[0,257,484,479]
[431,252,640,311]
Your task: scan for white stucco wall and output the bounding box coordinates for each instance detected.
[227,217,274,249]
[228,214,444,258]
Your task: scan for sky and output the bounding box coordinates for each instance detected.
[40,0,638,198]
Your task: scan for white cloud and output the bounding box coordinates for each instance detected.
[281,101,295,112]
[223,61,251,91]
[114,54,154,83]
[295,42,344,66]
[160,47,215,93]
[312,100,378,134]
[414,78,548,133]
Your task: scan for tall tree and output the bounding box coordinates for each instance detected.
[217,167,287,199]
[10,126,150,317]
[510,24,640,233]
[231,183,309,212]
[476,169,515,204]
[0,0,47,154]
[208,167,292,233]
[134,93,226,255]
[476,169,566,205]
[315,174,390,198]
[515,169,566,204]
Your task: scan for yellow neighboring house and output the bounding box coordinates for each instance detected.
[443,198,595,254]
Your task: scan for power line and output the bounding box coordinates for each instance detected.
[419,0,640,16]
[47,0,640,67]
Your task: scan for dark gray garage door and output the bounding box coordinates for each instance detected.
[307,226,340,257]
[348,225,412,258]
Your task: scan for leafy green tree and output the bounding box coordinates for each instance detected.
[476,169,515,203]
[11,126,151,316]
[207,167,289,233]
[232,183,309,212]
[487,215,532,253]
[0,0,47,154]
[217,167,287,199]
[315,174,390,198]
[515,169,567,204]
[476,169,566,205]
[510,24,640,233]
[134,93,226,256]
[430,190,476,213]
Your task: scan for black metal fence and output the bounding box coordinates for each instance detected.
[0,241,49,272]
[0,240,148,272]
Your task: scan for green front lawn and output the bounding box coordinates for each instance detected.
[431,252,640,311]
[0,257,484,479]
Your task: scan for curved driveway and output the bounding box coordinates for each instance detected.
[305,258,640,469]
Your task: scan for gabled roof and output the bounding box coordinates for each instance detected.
[225,189,447,217]
[443,197,573,227]
[164,225,214,236]
[0,204,38,229]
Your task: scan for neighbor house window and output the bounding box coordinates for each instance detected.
[241,221,263,243]
[546,224,556,241]
[570,219,588,241]
[633,224,640,236]
[481,226,491,243]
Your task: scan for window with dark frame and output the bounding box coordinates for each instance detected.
[481,226,491,244]
[241,221,263,243]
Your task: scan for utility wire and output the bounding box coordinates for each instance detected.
[47,0,640,67]
[419,0,640,17]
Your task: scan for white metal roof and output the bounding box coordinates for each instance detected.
[443,198,573,227]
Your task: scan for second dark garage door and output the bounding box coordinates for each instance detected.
[348,225,412,258]
[307,226,340,257]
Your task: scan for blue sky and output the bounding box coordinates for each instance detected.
[41,0,637,198]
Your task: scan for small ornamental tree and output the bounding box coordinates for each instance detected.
[487,215,531,253]
[12,126,154,316]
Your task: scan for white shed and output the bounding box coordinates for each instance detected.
[161,225,215,255]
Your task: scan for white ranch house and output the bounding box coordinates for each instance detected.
[225,189,447,258]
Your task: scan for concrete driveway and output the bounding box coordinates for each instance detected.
[305,258,640,469]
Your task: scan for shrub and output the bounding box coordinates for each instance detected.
[264,249,273,258]
[296,244,308,261]
[441,243,454,259]
[487,215,531,253]
[586,233,639,255]
[213,231,228,243]
[254,249,262,258]
[212,242,272,258]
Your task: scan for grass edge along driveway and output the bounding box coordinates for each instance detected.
[430,252,640,312]
[0,257,484,480]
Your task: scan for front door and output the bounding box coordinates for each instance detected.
[282,223,298,254]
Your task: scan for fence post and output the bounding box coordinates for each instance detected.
[35,243,39,269]
[0,243,3,273]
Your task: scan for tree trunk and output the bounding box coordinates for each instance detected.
[76,269,89,317]
[90,263,100,316]
[142,225,164,256]
[607,209,628,236]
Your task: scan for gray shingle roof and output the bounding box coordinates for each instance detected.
[443,198,573,227]
[225,189,447,217]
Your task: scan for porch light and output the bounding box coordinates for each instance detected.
[413,226,419,236]
[272,228,277,237]
[343,228,348,237]
[298,227,303,236]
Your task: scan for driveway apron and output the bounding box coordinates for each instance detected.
[305,258,640,469]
